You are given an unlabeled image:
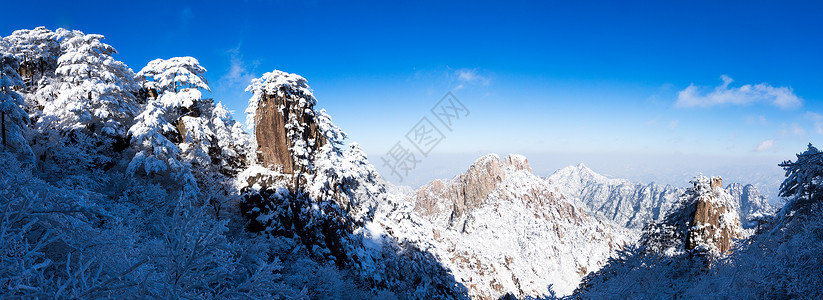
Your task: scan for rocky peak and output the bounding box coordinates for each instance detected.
[246,71,326,175]
[710,176,722,189]
[638,176,743,257]
[414,153,544,226]
[503,153,531,173]
[549,163,617,186]
[414,154,506,226]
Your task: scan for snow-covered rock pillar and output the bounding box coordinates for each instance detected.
[246,71,326,175]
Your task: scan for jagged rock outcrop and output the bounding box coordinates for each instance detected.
[413,153,632,298]
[415,154,506,226]
[415,153,547,228]
[504,153,531,173]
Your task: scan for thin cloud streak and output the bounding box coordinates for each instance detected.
[676,75,802,109]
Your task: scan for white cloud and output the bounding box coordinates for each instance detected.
[745,115,768,125]
[792,122,806,135]
[454,68,490,90]
[219,45,258,87]
[669,120,679,130]
[755,139,775,152]
[805,112,823,134]
[676,75,802,109]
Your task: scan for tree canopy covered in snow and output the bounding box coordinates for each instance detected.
[43,30,139,137]
[138,57,209,94]
[779,143,823,210]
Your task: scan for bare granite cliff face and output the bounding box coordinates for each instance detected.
[254,85,325,174]
[248,72,326,175]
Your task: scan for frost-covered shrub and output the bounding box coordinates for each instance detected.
[0,152,145,298]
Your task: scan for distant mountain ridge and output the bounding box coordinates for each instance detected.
[547,163,775,230]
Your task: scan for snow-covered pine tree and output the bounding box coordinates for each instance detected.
[779,143,823,211]
[131,56,248,205]
[0,54,34,163]
[42,30,139,138]
[127,99,195,189]
[138,56,209,95]
[128,57,213,198]
[210,102,248,175]
[31,30,139,175]
[135,57,210,153]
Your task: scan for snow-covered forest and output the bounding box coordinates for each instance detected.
[1,27,822,299]
[0,27,460,299]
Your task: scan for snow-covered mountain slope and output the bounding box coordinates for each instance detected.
[413,154,633,297]
[547,163,775,230]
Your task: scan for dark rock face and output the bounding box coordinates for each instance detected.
[240,186,353,267]
[254,91,325,174]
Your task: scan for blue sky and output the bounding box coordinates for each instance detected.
[3,1,822,194]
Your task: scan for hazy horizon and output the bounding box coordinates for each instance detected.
[2,1,819,205]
